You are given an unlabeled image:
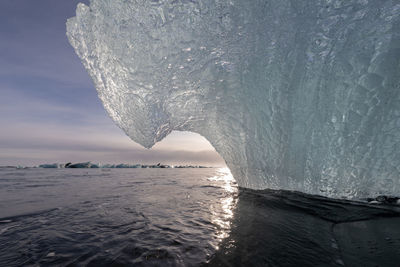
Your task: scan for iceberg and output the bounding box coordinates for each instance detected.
[67,162,92,168]
[39,163,61,169]
[67,0,400,198]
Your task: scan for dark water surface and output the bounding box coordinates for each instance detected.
[0,168,399,266]
[0,168,237,266]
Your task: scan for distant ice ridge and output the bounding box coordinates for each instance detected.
[67,0,400,198]
[36,162,208,169]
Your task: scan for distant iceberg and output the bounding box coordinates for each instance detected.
[66,162,92,168]
[115,163,133,168]
[36,162,208,169]
[39,163,63,169]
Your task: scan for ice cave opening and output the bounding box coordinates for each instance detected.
[151,130,226,168]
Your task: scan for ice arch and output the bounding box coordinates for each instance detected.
[151,131,226,166]
[67,0,400,198]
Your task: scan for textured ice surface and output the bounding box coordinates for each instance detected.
[67,0,400,198]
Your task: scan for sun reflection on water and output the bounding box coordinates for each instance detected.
[207,167,238,249]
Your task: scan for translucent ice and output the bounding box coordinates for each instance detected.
[67,0,400,198]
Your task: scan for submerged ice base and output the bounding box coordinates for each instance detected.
[67,0,400,198]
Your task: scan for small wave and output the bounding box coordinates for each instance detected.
[0,208,59,223]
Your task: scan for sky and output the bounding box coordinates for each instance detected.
[0,0,225,167]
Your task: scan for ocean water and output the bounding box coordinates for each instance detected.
[0,168,400,266]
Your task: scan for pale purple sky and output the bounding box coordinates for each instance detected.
[0,0,225,167]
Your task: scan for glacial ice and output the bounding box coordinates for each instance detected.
[67,0,400,198]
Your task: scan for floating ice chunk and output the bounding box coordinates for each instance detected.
[66,162,91,168]
[46,252,56,257]
[39,163,61,168]
[67,0,400,198]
